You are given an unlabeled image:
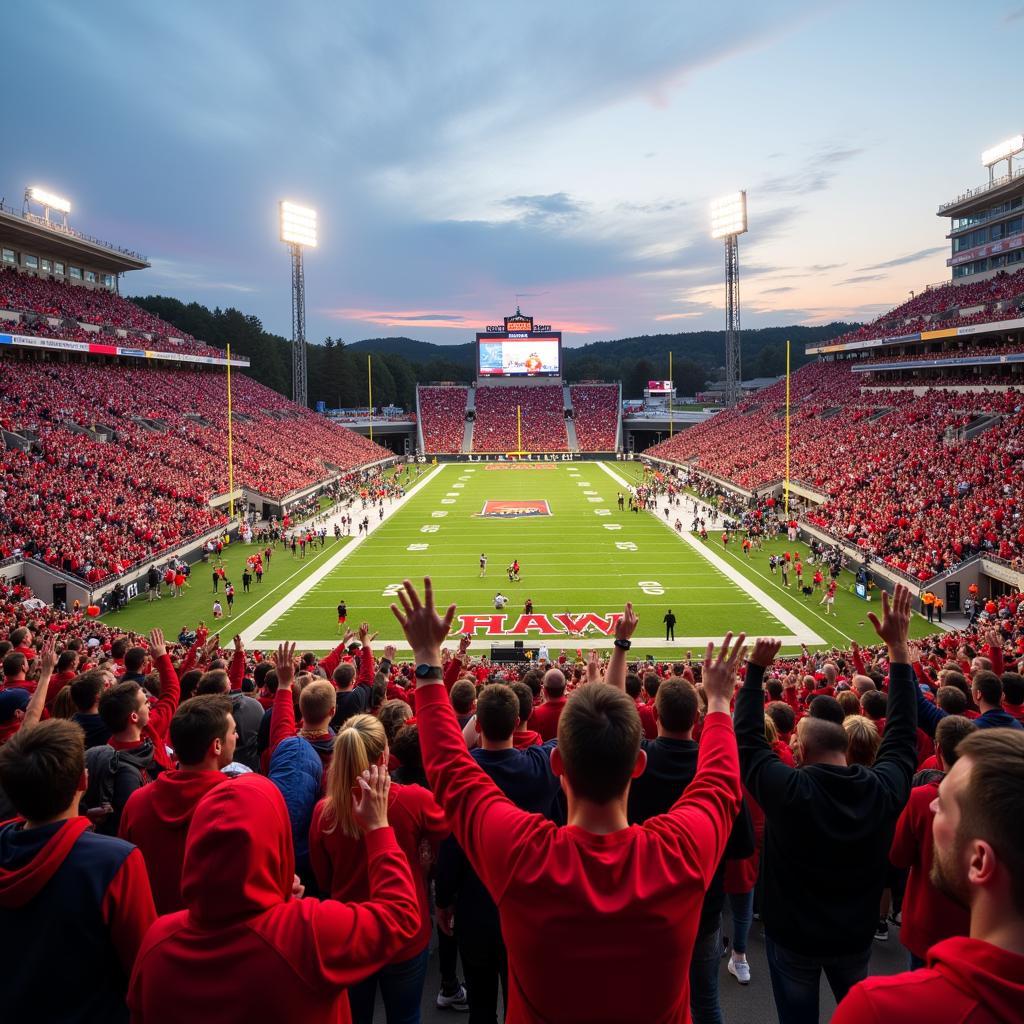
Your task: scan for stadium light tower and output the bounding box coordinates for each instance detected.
[711,191,748,408]
[25,186,71,229]
[279,201,318,407]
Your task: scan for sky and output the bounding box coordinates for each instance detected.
[6,0,1024,347]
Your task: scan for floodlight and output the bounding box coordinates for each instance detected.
[711,191,747,239]
[279,201,318,247]
[981,135,1024,168]
[27,186,71,214]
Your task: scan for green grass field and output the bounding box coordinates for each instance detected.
[110,461,939,658]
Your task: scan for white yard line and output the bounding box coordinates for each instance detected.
[239,464,447,644]
[595,462,825,645]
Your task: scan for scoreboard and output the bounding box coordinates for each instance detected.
[476,312,561,378]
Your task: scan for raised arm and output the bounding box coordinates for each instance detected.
[735,639,802,815]
[603,602,638,691]
[23,639,56,729]
[228,635,246,692]
[391,578,545,901]
[643,633,746,884]
[269,642,297,756]
[146,629,180,742]
[356,622,377,687]
[868,586,917,803]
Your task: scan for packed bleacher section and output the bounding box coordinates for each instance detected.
[0,359,390,581]
[827,266,1024,348]
[2,572,1023,1023]
[646,360,1024,579]
[472,384,568,452]
[570,384,619,451]
[417,386,468,453]
[0,267,223,358]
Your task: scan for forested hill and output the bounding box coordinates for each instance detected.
[130,295,855,409]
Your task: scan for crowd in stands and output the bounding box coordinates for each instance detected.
[417,387,468,453]
[472,385,567,452]
[0,267,223,358]
[1,574,1023,1023]
[826,266,1024,348]
[0,358,390,581]
[647,361,1024,579]
[569,384,619,451]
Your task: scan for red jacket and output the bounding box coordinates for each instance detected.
[833,936,1024,1023]
[415,683,741,1023]
[530,695,567,742]
[128,775,420,1024]
[308,783,448,959]
[888,782,969,959]
[109,654,180,773]
[119,769,227,914]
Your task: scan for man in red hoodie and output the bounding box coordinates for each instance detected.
[119,694,235,913]
[391,579,743,1024]
[128,764,421,1024]
[834,728,1024,1024]
[0,719,156,1023]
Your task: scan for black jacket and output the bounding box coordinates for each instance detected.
[735,661,917,956]
[628,735,752,936]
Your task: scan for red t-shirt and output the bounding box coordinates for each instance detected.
[416,683,742,1023]
[308,783,448,960]
[888,782,970,959]
[530,696,567,742]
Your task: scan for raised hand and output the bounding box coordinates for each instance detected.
[273,641,297,689]
[232,634,244,652]
[458,633,472,658]
[702,632,748,712]
[587,648,601,683]
[37,639,58,677]
[352,763,391,832]
[614,601,639,642]
[867,585,911,661]
[383,643,398,662]
[149,628,167,659]
[358,621,372,644]
[748,637,782,670]
[390,578,456,667]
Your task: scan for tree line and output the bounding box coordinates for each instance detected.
[131,295,855,410]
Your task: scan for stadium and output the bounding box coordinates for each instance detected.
[3,9,1024,1024]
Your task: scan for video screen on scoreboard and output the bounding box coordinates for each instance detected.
[477,336,561,377]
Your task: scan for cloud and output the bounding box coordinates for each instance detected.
[842,274,887,284]
[759,146,863,195]
[807,262,845,271]
[857,247,946,271]
[653,311,706,321]
[761,285,796,293]
[132,258,256,294]
[1004,6,1024,22]
[500,193,586,224]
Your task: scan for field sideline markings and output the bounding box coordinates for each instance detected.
[239,463,447,644]
[595,462,824,646]
[243,634,811,651]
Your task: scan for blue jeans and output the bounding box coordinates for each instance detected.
[765,935,870,1024]
[689,921,723,1024]
[349,946,429,1024]
[728,890,755,955]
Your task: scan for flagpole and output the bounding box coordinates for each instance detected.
[669,350,674,439]
[785,339,791,518]
[367,354,373,443]
[226,343,235,521]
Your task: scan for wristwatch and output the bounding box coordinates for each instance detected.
[415,664,444,680]
[613,639,632,651]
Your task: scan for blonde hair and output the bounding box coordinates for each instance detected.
[322,714,387,838]
[843,715,881,767]
[764,714,779,746]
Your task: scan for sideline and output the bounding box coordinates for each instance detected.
[595,461,825,646]
[239,464,447,644]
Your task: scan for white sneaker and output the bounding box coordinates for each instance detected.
[728,958,750,985]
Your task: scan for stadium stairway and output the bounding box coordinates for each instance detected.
[563,385,579,451]
[461,386,475,453]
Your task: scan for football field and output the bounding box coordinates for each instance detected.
[237,460,881,657]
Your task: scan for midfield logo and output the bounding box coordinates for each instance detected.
[477,500,551,518]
